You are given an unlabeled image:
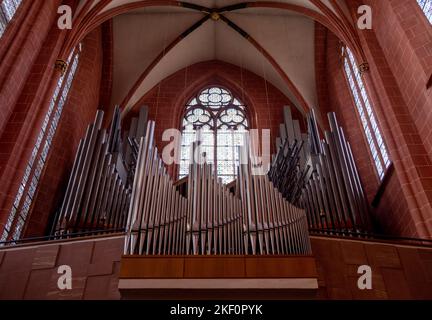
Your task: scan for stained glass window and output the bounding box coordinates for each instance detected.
[180,87,249,184]
[0,0,22,38]
[417,0,432,24]
[342,46,391,180]
[1,44,82,243]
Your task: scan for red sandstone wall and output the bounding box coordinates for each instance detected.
[313,236,432,299]
[359,0,432,160]
[24,28,104,237]
[0,0,62,137]
[322,27,414,236]
[374,170,414,236]
[0,235,123,300]
[125,60,305,177]
[306,22,417,236]
[324,29,379,203]
[0,0,66,237]
[363,0,432,237]
[342,0,432,238]
[314,23,330,129]
[99,21,114,117]
[0,235,431,300]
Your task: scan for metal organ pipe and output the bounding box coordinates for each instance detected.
[55,107,313,255]
[272,109,371,235]
[125,124,312,256]
[55,107,150,236]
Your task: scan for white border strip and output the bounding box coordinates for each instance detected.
[119,278,319,290]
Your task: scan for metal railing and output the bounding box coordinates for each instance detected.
[309,228,432,247]
[0,228,125,247]
[2,225,431,250]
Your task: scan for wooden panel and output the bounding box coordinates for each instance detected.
[245,256,318,278]
[118,255,319,300]
[120,256,184,278]
[119,255,317,279]
[184,257,245,278]
[32,245,60,270]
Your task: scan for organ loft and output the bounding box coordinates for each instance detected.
[0,0,431,301]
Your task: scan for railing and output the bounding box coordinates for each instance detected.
[309,228,432,247]
[0,228,125,247]
[2,224,431,250]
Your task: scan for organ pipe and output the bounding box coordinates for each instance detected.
[54,106,148,235]
[125,123,312,255]
[272,108,371,234]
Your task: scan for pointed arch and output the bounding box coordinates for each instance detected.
[178,84,250,184]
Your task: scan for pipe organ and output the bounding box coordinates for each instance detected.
[238,151,312,255]
[300,112,370,233]
[268,137,309,206]
[124,120,188,255]
[125,122,312,255]
[54,107,148,235]
[55,104,370,251]
[187,163,244,255]
[271,108,371,234]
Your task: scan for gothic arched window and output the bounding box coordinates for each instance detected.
[179,86,249,184]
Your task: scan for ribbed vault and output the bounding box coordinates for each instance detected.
[61,1,366,119]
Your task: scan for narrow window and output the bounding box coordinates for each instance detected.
[342,46,391,180]
[1,44,82,243]
[0,0,22,38]
[417,0,432,24]
[180,87,249,184]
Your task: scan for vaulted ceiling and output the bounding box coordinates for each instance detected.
[112,8,315,114]
[68,1,362,118]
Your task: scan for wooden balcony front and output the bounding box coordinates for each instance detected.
[118,255,319,300]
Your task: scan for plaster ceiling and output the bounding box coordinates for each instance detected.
[112,5,317,115]
[69,1,359,123]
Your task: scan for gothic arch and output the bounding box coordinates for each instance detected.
[127,60,304,134]
[61,1,365,62]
